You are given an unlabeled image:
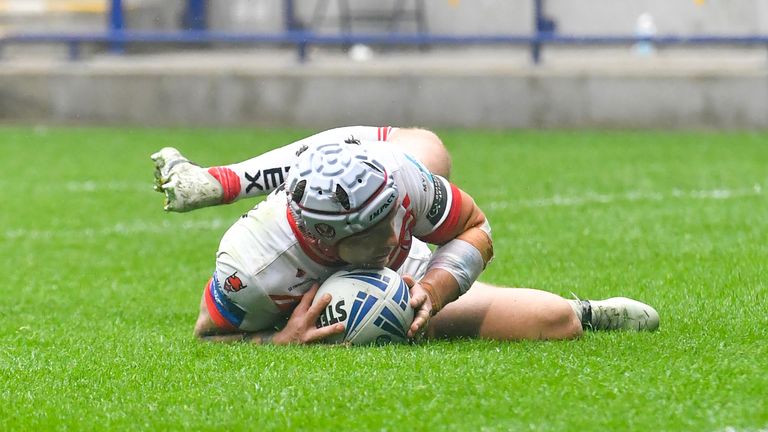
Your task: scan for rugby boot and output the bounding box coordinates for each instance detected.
[151,147,223,212]
[570,297,660,331]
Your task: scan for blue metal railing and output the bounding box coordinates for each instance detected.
[0,0,766,63]
[107,0,124,54]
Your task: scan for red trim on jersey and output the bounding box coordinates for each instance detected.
[387,195,414,271]
[420,183,463,245]
[378,126,392,141]
[389,217,414,271]
[285,207,344,267]
[204,278,237,331]
[402,194,411,209]
[207,166,240,204]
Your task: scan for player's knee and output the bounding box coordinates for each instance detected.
[540,302,583,340]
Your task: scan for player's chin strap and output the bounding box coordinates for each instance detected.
[422,220,493,313]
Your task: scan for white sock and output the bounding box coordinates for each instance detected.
[567,299,592,330]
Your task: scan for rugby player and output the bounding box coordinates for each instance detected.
[152,126,659,344]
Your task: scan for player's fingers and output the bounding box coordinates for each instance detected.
[308,323,345,343]
[409,291,426,308]
[305,292,332,320]
[408,306,431,338]
[297,283,320,310]
[401,274,416,287]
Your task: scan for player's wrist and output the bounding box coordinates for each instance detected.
[418,280,442,315]
[243,331,279,345]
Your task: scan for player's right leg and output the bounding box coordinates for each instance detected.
[152,126,411,212]
[152,147,226,212]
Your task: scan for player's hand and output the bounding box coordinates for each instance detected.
[403,275,433,340]
[273,283,345,345]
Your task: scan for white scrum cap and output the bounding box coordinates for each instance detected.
[286,142,398,244]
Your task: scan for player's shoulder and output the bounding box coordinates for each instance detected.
[219,192,293,265]
[359,141,430,177]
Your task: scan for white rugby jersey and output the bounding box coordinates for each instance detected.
[205,143,464,332]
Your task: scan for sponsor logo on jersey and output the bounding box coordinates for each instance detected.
[419,173,429,192]
[223,271,247,292]
[244,166,290,193]
[427,175,448,225]
[315,223,336,238]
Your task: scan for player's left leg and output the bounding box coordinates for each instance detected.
[426,283,660,341]
[426,283,584,341]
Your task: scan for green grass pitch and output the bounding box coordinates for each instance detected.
[1,127,766,431]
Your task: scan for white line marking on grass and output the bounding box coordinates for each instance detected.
[0,180,150,193]
[488,185,764,210]
[0,180,152,193]
[4,218,229,240]
[63,181,149,193]
[5,185,763,240]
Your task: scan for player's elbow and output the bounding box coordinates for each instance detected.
[193,321,209,340]
[193,313,222,340]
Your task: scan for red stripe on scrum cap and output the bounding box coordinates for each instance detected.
[207,167,241,204]
[204,278,237,331]
[285,207,344,267]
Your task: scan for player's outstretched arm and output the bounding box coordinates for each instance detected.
[193,283,344,345]
[410,188,494,338]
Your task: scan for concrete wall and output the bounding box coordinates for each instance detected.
[2,1,765,35]
[1,1,766,129]
[201,0,768,35]
[1,59,765,129]
[547,0,768,35]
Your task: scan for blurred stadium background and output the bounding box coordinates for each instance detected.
[0,0,766,128]
[2,3,767,431]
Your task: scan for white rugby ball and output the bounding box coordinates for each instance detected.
[313,268,414,345]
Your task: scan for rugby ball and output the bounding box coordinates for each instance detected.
[313,268,414,345]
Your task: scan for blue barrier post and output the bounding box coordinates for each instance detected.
[68,41,81,60]
[183,0,208,31]
[283,0,309,62]
[532,0,542,63]
[532,0,556,64]
[108,0,125,54]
